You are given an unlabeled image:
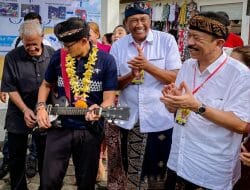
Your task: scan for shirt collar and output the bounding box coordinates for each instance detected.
[206,52,228,74]
[128,29,153,45]
[193,51,228,74]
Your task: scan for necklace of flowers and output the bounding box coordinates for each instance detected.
[65,47,98,108]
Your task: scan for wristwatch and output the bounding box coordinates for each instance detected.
[196,103,206,115]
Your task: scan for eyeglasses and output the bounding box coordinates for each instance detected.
[62,41,78,49]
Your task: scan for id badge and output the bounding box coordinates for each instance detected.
[175,108,191,126]
[131,70,144,85]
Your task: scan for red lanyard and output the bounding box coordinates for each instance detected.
[192,57,228,94]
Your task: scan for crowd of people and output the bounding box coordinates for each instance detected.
[0,1,249,190]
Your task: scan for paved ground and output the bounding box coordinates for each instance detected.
[0,155,107,190]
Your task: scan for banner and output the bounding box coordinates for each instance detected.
[0,0,101,55]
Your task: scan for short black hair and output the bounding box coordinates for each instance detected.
[54,17,89,43]
[113,25,128,34]
[216,11,230,26]
[103,33,113,44]
[199,11,229,27]
[24,12,42,24]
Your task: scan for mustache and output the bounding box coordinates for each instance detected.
[187,45,199,51]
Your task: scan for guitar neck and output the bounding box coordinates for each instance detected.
[47,104,130,121]
[50,107,89,116]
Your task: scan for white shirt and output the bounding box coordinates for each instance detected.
[110,30,182,132]
[152,4,164,21]
[168,3,176,22]
[167,52,250,190]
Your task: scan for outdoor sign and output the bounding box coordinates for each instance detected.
[0,0,101,55]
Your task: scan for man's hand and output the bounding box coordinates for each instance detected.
[161,83,182,97]
[127,45,149,72]
[85,104,102,121]
[160,83,182,113]
[23,108,37,128]
[0,92,7,103]
[160,81,200,112]
[240,143,250,166]
[36,107,51,129]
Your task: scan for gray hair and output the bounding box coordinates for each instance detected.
[18,20,43,38]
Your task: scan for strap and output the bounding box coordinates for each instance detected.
[60,48,71,102]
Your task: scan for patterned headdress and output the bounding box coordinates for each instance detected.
[189,14,228,40]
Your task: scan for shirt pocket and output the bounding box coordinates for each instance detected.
[203,96,224,109]
[148,57,165,69]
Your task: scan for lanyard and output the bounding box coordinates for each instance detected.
[192,57,228,94]
[132,41,147,52]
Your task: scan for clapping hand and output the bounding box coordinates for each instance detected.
[240,143,250,167]
[160,83,181,113]
[160,81,200,112]
[127,44,149,77]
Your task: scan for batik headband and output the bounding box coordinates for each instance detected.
[189,15,228,40]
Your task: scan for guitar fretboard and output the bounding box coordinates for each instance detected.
[47,105,130,121]
[50,107,89,115]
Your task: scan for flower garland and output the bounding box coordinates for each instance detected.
[65,47,98,108]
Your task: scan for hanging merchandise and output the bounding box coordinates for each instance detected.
[168,2,176,23]
[161,3,170,21]
[177,0,198,62]
[178,0,187,27]
[186,0,198,20]
[152,3,163,21]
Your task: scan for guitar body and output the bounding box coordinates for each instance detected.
[47,95,69,128]
[50,95,69,107]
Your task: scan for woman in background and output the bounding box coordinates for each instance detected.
[112,25,128,43]
[88,21,111,53]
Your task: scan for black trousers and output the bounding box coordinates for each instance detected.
[165,168,211,190]
[8,132,46,190]
[41,126,103,190]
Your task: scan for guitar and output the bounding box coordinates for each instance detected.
[34,96,130,132]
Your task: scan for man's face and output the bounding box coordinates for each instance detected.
[126,14,151,43]
[187,29,222,60]
[63,38,88,58]
[22,33,43,57]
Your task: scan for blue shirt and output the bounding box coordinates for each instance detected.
[45,48,118,129]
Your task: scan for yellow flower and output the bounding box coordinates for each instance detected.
[75,100,88,109]
[65,47,98,108]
